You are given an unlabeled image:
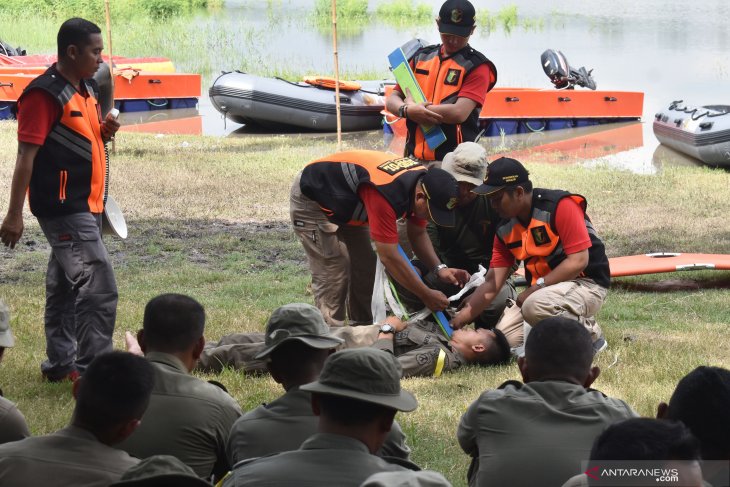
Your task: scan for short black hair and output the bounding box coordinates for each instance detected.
[316,393,394,426]
[505,180,533,194]
[524,316,593,380]
[57,17,101,58]
[143,294,205,353]
[74,351,154,432]
[591,418,700,461]
[667,366,730,459]
[477,328,511,365]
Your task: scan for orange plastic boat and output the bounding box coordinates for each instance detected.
[0,70,200,118]
[0,54,175,73]
[481,88,644,120]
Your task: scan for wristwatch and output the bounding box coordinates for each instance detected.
[536,277,546,288]
[379,323,396,334]
[398,104,407,118]
[433,263,448,275]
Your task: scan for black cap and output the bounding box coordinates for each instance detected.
[420,168,458,227]
[438,0,476,37]
[472,157,530,195]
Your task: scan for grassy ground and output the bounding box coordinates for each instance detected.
[0,121,729,486]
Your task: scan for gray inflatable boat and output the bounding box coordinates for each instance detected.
[653,100,730,167]
[209,72,389,131]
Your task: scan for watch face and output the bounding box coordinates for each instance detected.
[380,324,394,333]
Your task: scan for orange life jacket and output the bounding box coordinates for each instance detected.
[406,44,496,161]
[495,189,610,288]
[299,150,426,226]
[21,65,106,217]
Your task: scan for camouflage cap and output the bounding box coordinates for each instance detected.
[301,348,418,412]
[0,300,14,348]
[254,303,344,359]
[110,455,210,487]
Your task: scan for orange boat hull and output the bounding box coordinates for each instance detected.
[481,88,644,119]
[0,71,200,113]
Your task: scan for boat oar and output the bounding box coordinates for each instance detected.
[330,0,342,150]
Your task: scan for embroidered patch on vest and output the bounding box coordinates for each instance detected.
[444,68,462,86]
[531,225,551,246]
[377,157,420,175]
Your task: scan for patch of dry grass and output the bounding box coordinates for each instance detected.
[1,121,729,487]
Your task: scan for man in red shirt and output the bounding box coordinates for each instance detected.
[450,157,610,361]
[291,150,468,327]
[0,18,120,381]
[385,0,497,166]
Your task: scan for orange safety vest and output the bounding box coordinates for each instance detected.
[299,150,426,226]
[495,189,610,288]
[406,44,496,161]
[21,65,106,217]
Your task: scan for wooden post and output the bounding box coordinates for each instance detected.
[104,0,116,152]
[331,0,342,150]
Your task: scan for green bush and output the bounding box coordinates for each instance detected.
[313,0,368,21]
[376,0,432,25]
[0,0,220,19]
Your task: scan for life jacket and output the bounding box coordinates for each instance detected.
[406,44,497,161]
[495,189,610,288]
[20,65,106,217]
[299,150,426,226]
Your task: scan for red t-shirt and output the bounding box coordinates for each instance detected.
[17,89,61,146]
[357,184,426,244]
[490,197,592,269]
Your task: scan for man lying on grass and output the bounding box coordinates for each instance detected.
[127,304,507,378]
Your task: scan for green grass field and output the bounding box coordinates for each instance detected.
[0,122,729,486]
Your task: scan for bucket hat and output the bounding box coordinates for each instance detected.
[301,348,418,412]
[254,303,343,359]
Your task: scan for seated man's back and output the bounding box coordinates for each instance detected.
[458,317,637,487]
[227,385,410,464]
[117,294,242,479]
[118,352,242,478]
[0,351,155,487]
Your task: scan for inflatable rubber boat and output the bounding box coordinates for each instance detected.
[653,100,730,167]
[209,72,389,131]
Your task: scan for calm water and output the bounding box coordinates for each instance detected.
[128,0,730,173]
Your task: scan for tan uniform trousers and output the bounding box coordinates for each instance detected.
[290,172,376,326]
[495,277,608,349]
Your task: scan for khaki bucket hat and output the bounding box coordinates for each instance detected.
[301,348,418,412]
[254,303,344,359]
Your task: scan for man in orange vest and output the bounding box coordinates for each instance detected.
[450,157,610,359]
[290,150,468,326]
[0,18,120,381]
[385,0,497,166]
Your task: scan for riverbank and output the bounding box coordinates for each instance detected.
[0,121,728,486]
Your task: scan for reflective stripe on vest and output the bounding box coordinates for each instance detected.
[24,67,106,217]
[407,45,490,160]
[300,150,426,226]
[496,193,590,285]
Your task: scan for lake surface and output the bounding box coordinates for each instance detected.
[127,0,730,173]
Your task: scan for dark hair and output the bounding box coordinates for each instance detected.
[524,316,593,380]
[316,393,394,426]
[477,328,511,365]
[667,366,730,459]
[505,180,533,194]
[57,17,101,58]
[268,341,331,382]
[591,418,700,461]
[74,351,154,431]
[143,294,205,353]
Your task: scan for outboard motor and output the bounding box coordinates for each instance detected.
[541,49,596,90]
[0,38,26,56]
